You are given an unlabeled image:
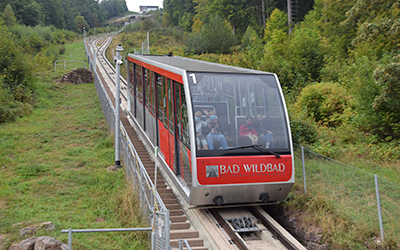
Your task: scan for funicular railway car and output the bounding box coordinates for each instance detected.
[126,53,294,206]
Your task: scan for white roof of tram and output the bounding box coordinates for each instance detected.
[129,54,273,75]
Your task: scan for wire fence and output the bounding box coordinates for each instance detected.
[294,143,399,243]
[77,37,171,250]
[54,60,86,71]
[84,31,400,248]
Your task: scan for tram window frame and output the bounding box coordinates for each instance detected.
[157,74,164,125]
[144,69,149,109]
[175,82,190,149]
[167,78,174,134]
[135,65,143,104]
[144,69,155,116]
[175,82,182,141]
[129,62,134,94]
[150,71,156,115]
[161,76,168,126]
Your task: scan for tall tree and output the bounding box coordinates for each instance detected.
[2,4,17,26]
[341,0,400,138]
[164,0,196,27]
[202,14,238,53]
[75,15,88,32]
[36,0,65,28]
[14,0,43,26]
[208,0,254,36]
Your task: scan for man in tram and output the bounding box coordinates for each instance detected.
[238,115,258,145]
[195,110,209,150]
[204,110,228,150]
[254,114,274,148]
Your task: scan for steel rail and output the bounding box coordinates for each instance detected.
[208,209,249,250]
[249,206,304,250]
[90,36,128,102]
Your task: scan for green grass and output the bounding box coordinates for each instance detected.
[55,41,89,71]
[286,146,400,249]
[0,41,149,250]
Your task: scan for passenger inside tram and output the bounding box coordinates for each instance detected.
[204,110,228,150]
[254,114,274,148]
[190,72,289,153]
[194,110,209,150]
[238,115,258,146]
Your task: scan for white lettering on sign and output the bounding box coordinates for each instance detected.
[219,163,286,174]
[220,164,240,174]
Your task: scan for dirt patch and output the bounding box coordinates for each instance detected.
[60,68,93,84]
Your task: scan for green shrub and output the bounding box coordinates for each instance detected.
[202,15,238,54]
[185,15,238,55]
[294,82,354,127]
[184,31,207,54]
[371,62,400,138]
[241,26,257,50]
[289,114,319,144]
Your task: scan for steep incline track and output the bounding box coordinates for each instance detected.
[89,35,306,250]
[88,36,208,250]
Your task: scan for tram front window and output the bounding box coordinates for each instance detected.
[188,72,290,156]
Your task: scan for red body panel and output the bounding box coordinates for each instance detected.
[197,155,293,185]
[128,57,183,83]
[158,120,174,170]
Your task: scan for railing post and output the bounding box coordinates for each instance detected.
[301,146,307,195]
[179,239,183,250]
[126,58,131,112]
[114,44,124,168]
[375,175,384,242]
[165,210,170,250]
[68,228,72,249]
[153,147,159,212]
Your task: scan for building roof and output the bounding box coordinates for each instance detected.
[139,6,159,11]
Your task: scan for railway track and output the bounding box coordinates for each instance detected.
[206,206,305,250]
[87,35,306,250]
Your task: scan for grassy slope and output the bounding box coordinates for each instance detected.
[0,41,149,250]
[115,28,400,249]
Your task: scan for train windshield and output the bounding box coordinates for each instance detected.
[188,72,290,157]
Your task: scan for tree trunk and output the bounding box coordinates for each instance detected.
[262,0,266,28]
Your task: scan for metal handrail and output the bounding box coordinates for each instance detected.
[54,60,86,71]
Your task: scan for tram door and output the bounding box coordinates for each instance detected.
[158,76,190,184]
[163,79,187,176]
[158,78,176,172]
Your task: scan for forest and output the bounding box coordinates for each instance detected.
[0,0,129,125]
[1,1,399,248]
[0,0,128,31]
[1,0,400,161]
[157,0,400,161]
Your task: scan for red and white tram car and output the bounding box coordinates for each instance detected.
[127,54,294,206]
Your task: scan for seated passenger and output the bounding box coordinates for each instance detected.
[254,114,274,148]
[195,110,209,150]
[205,111,228,150]
[238,116,258,145]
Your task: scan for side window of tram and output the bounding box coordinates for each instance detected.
[175,82,189,148]
[157,74,164,123]
[129,63,134,94]
[167,78,174,133]
[161,76,168,126]
[144,69,149,106]
[145,69,155,115]
[135,65,143,103]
